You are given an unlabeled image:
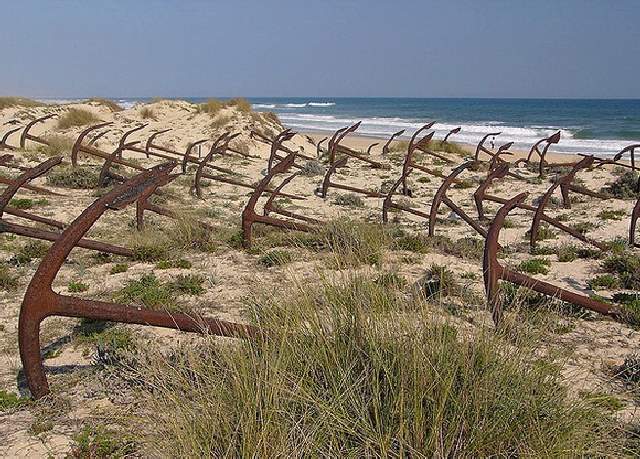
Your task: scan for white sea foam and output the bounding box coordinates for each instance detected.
[276,113,633,155]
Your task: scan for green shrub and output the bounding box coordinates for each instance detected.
[557,244,577,262]
[602,172,639,199]
[0,263,18,291]
[417,264,460,299]
[588,274,620,290]
[69,425,136,458]
[9,240,49,266]
[603,251,640,289]
[392,232,430,254]
[598,209,627,221]
[0,390,29,412]
[169,274,205,295]
[113,274,177,311]
[156,259,192,270]
[57,108,100,130]
[332,193,364,207]
[320,220,388,267]
[72,319,134,350]
[110,263,128,274]
[518,258,551,275]
[259,249,294,268]
[37,134,74,157]
[68,281,89,293]
[47,165,100,189]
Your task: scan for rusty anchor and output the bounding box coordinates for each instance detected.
[0,126,22,151]
[442,127,462,144]
[381,167,430,223]
[318,157,385,200]
[242,153,314,248]
[19,114,56,149]
[382,130,405,156]
[18,163,259,399]
[474,132,502,162]
[483,192,623,326]
[474,163,607,251]
[327,122,361,165]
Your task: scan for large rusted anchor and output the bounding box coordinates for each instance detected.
[193,133,303,201]
[263,171,322,226]
[527,131,562,177]
[529,156,610,250]
[18,163,259,399]
[0,157,132,256]
[318,157,384,199]
[0,155,59,195]
[268,129,296,173]
[474,132,501,162]
[484,193,623,326]
[0,126,22,151]
[19,114,56,149]
[381,167,430,223]
[382,129,405,155]
[242,153,314,248]
[401,128,463,196]
[474,163,607,251]
[442,127,461,144]
[613,144,639,172]
[428,161,491,239]
[327,122,361,165]
[251,130,314,162]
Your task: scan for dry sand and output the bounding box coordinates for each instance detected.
[0,99,638,455]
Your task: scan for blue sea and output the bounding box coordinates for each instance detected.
[44,97,640,155]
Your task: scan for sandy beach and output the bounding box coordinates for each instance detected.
[0,98,638,456]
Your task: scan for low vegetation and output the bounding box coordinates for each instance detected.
[57,108,100,130]
[332,193,364,207]
[602,171,640,199]
[140,106,156,120]
[197,97,253,116]
[36,134,74,157]
[131,275,619,456]
[0,96,44,110]
[85,98,124,112]
[259,249,294,268]
[46,165,100,189]
[518,258,551,275]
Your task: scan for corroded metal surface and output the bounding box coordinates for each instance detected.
[242,153,313,248]
[19,163,259,399]
[382,129,405,155]
[318,157,384,199]
[474,132,501,162]
[19,114,55,149]
[484,193,623,326]
[0,126,22,151]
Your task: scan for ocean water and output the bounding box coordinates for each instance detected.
[40,97,640,155]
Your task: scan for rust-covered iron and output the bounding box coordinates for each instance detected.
[251,130,314,162]
[474,132,501,162]
[382,129,405,156]
[334,143,386,169]
[0,126,22,151]
[263,171,322,226]
[483,193,623,326]
[316,136,328,158]
[474,163,607,250]
[0,155,59,196]
[381,167,430,223]
[528,131,562,177]
[327,122,361,165]
[0,157,131,255]
[630,197,640,247]
[193,133,302,201]
[242,153,314,248]
[401,128,462,196]
[18,163,259,398]
[19,114,55,149]
[318,157,385,199]
[529,156,609,250]
[428,161,491,239]
[613,144,639,171]
[0,157,65,229]
[443,127,461,144]
[268,129,296,173]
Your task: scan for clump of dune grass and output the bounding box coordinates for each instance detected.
[319,219,388,267]
[37,134,74,157]
[130,274,619,457]
[198,97,253,116]
[57,108,100,130]
[46,165,100,189]
[85,98,123,112]
[0,97,44,110]
[0,263,19,291]
[139,106,156,120]
[210,114,233,130]
[601,172,639,199]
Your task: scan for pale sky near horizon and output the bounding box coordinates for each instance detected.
[2,0,639,99]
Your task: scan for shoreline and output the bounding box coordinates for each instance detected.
[301,130,586,165]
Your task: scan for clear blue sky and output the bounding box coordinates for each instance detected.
[2,0,639,99]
